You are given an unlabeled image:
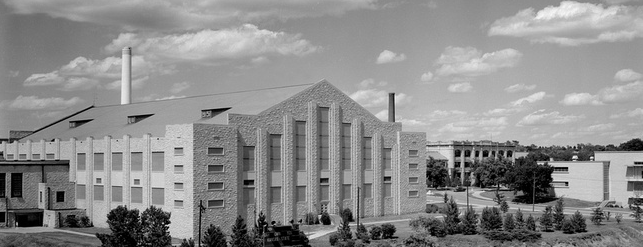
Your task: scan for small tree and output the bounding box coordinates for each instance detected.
[553,197,565,231]
[605,211,611,221]
[341,208,354,222]
[369,225,382,240]
[493,191,505,205]
[590,207,604,226]
[443,196,460,234]
[381,223,396,239]
[443,193,449,203]
[231,215,253,247]
[480,207,503,231]
[616,213,623,224]
[500,201,509,214]
[515,209,525,230]
[503,213,515,231]
[355,223,370,243]
[321,212,332,225]
[337,218,352,241]
[571,211,586,232]
[96,205,141,247]
[460,207,478,235]
[526,214,536,231]
[561,219,575,234]
[140,205,172,247]
[180,238,195,247]
[631,205,643,223]
[203,224,227,247]
[539,205,554,232]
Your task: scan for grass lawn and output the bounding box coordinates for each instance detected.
[479,190,600,208]
[0,232,102,247]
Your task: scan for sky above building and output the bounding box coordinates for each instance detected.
[1,0,642,146]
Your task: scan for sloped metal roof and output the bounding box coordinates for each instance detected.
[427,151,448,160]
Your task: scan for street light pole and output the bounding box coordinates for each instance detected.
[532,172,535,212]
[198,200,205,247]
[357,187,360,226]
[466,185,469,210]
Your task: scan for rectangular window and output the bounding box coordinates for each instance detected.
[363,184,372,198]
[208,200,224,208]
[208,182,224,190]
[243,188,255,205]
[409,177,419,184]
[551,181,569,187]
[174,147,183,156]
[271,187,281,203]
[10,173,22,198]
[112,153,123,171]
[131,152,143,171]
[174,200,184,208]
[384,176,392,182]
[553,167,569,173]
[319,107,330,170]
[46,153,55,160]
[295,121,306,171]
[342,184,351,200]
[152,152,164,172]
[320,178,329,184]
[383,148,392,170]
[174,183,184,190]
[174,165,184,173]
[152,188,164,205]
[32,154,40,160]
[6,154,13,160]
[409,163,418,170]
[408,190,419,197]
[77,153,86,170]
[208,165,224,173]
[270,135,282,171]
[112,186,123,202]
[94,153,104,171]
[133,179,141,185]
[409,150,419,157]
[96,178,102,184]
[296,186,306,202]
[243,180,255,186]
[342,123,351,170]
[363,137,372,170]
[94,185,104,201]
[384,184,392,198]
[0,212,5,223]
[131,187,143,203]
[243,146,255,171]
[76,184,85,199]
[320,185,330,201]
[0,173,5,198]
[18,154,26,160]
[207,147,224,155]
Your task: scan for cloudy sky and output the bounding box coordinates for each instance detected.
[1,0,643,146]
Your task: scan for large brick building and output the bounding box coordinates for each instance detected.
[1,80,427,239]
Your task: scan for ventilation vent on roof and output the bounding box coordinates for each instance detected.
[201,108,231,119]
[69,119,93,128]
[128,114,154,124]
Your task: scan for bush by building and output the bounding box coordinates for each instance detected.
[381,223,396,239]
[591,207,604,225]
[321,212,332,225]
[355,223,370,243]
[369,225,382,240]
[203,224,227,247]
[562,219,576,234]
[64,215,79,228]
[402,233,439,247]
[304,212,319,225]
[480,207,503,231]
[341,208,354,222]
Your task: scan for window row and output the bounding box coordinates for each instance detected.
[76,185,164,205]
[4,153,56,160]
[0,173,22,198]
[76,152,164,172]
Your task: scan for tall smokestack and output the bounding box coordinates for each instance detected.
[121,47,132,105]
[388,92,395,122]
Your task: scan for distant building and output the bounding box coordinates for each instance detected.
[2,80,426,239]
[427,140,517,184]
[545,151,643,207]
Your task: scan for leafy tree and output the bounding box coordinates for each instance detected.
[96,205,142,247]
[443,193,448,204]
[337,217,352,241]
[460,206,478,235]
[539,206,554,232]
[474,158,511,190]
[503,213,515,231]
[571,211,586,232]
[442,196,460,234]
[504,158,554,202]
[426,157,449,188]
[515,209,525,230]
[341,208,354,222]
[381,223,396,239]
[203,224,227,247]
[561,219,576,234]
[553,197,565,231]
[140,205,172,247]
[493,191,505,205]
[480,207,503,231]
[231,215,253,247]
[631,204,643,223]
[590,207,604,226]
[355,223,370,243]
[500,201,509,214]
[526,214,536,231]
[620,138,643,151]
[252,211,268,245]
[369,225,382,240]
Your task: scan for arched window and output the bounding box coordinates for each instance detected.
[454,149,461,157]
[482,150,489,157]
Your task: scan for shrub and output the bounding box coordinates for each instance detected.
[231,215,253,247]
[180,238,195,247]
[64,215,79,228]
[443,196,460,234]
[572,211,587,232]
[482,230,513,242]
[480,207,503,231]
[425,204,440,213]
[321,212,332,225]
[403,233,439,247]
[443,193,448,203]
[96,206,141,247]
[500,201,509,213]
[515,209,525,229]
[562,219,576,234]
[526,214,536,231]
[369,242,392,247]
[591,207,604,225]
[203,224,227,247]
[539,205,554,232]
[329,232,340,246]
[503,213,515,231]
[381,223,396,239]
[511,229,542,242]
[342,208,354,222]
[616,213,623,224]
[79,216,92,227]
[304,212,319,225]
[553,197,565,231]
[460,207,478,235]
[482,229,541,242]
[355,223,370,243]
[632,205,643,223]
[337,218,352,241]
[605,211,611,221]
[336,239,356,247]
[369,225,382,240]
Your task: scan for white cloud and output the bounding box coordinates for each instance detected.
[602,0,642,5]
[0,95,83,110]
[614,69,642,82]
[517,109,584,126]
[350,89,411,107]
[439,123,471,133]
[447,82,472,93]
[611,108,643,118]
[104,25,318,64]
[376,50,406,64]
[489,1,643,46]
[420,72,434,82]
[581,123,616,132]
[106,76,150,90]
[4,0,378,31]
[24,72,65,86]
[504,83,536,93]
[438,117,508,133]
[598,80,643,103]
[434,46,522,77]
[8,70,19,77]
[61,77,101,91]
[510,91,548,106]
[482,108,525,117]
[429,110,467,118]
[170,81,191,94]
[137,94,186,102]
[358,78,387,89]
[560,92,603,106]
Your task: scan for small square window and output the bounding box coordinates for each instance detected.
[19,154,26,160]
[408,190,419,197]
[207,147,224,155]
[32,154,40,160]
[208,165,224,173]
[96,178,102,184]
[56,191,65,202]
[409,150,419,157]
[208,182,224,190]
[384,176,392,183]
[46,154,55,160]
[174,165,184,173]
[320,178,329,184]
[409,177,419,184]
[174,183,184,190]
[409,163,419,170]
[208,199,224,208]
[174,147,184,156]
[6,154,14,160]
[174,200,184,208]
[243,180,255,187]
[133,179,141,185]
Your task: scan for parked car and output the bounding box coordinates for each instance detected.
[452,186,466,192]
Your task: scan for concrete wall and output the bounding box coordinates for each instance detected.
[596,152,643,206]
[548,161,606,202]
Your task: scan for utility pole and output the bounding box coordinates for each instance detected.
[466,185,469,210]
[357,187,360,226]
[199,200,205,247]
[532,172,536,212]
